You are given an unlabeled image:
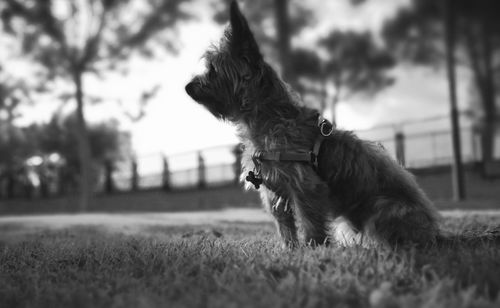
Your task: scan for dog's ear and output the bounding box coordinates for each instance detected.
[229,1,262,63]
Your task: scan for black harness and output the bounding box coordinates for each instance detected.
[245,115,335,189]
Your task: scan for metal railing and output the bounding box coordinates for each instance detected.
[106,119,482,193]
[1,114,489,198]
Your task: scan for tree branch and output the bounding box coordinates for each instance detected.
[125,0,187,48]
[79,3,107,70]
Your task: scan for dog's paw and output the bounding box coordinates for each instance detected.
[281,240,298,250]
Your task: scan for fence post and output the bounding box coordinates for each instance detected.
[131,158,139,191]
[162,156,171,191]
[395,131,406,167]
[197,151,206,189]
[104,159,115,194]
[232,144,243,185]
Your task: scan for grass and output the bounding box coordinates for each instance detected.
[1,215,500,308]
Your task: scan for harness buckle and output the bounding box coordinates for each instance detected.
[320,120,334,137]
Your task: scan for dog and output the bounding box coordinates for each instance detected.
[185,0,440,248]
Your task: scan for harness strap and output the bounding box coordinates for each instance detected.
[246,115,334,189]
[255,151,313,163]
[252,115,334,169]
[311,135,324,170]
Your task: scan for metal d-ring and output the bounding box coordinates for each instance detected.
[320,121,334,137]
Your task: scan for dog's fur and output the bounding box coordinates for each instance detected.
[185,1,440,247]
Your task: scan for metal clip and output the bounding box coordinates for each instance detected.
[320,120,334,137]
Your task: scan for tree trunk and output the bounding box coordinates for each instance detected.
[444,0,465,200]
[464,19,497,168]
[481,118,495,163]
[476,86,496,166]
[274,0,295,86]
[104,160,115,194]
[73,72,92,211]
[479,16,497,166]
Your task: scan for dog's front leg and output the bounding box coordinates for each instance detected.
[259,186,298,248]
[289,173,332,246]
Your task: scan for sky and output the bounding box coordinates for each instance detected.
[120,0,470,157]
[2,0,479,167]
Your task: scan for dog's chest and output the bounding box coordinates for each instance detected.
[240,140,304,194]
[240,142,257,173]
[239,142,272,188]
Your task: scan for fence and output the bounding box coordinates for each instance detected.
[109,145,241,192]
[103,118,488,193]
[1,115,496,199]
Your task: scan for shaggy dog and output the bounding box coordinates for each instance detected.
[185,1,440,247]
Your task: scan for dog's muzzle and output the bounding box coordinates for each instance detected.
[185,81,199,99]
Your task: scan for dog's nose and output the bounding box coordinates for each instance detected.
[185,82,196,97]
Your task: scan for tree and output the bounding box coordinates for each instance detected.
[213,1,394,123]
[1,0,190,210]
[0,70,34,198]
[293,31,395,122]
[118,84,162,122]
[27,113,133,195]
[212,0,315,86]
[382,0,500,167]
[0,70,31,125]
[0,124,34,199]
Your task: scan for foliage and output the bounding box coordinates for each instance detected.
[0,124,34,168]
[212,0,315,65]
[382,0,500,163]
[319,31,395,100]
[30,113,133,169]
[0,0,191,209]
[0,72,36,195]
[383,0,500,67]
[0,113,132,196]
[0,66,35,122]
[211,1,394,120]
[211,0,316,87]
[0,215,500,307]
[293,31,395,117]
[0,0,191,77]
[0,70,38,171]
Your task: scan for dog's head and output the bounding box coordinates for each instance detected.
[185,1,265,121]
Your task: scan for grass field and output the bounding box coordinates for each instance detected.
[1,214,500,308]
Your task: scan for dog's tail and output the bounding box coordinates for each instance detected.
[435,226,500,247]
